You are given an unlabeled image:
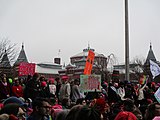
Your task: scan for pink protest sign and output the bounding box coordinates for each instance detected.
[19,62,36,76]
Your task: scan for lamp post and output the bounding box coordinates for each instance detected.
[125,0,130,82]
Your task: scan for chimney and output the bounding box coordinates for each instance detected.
[54,58,61,64]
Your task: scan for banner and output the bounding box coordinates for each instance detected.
[150,60,160,79]
[84,50,95,75]
[19,62,36,76]
[80,75,101,92]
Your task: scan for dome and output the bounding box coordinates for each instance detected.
[70,47,107,59]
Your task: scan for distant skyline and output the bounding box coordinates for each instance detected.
[0,0,160,65]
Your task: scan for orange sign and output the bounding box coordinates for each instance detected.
[84,50,95,75]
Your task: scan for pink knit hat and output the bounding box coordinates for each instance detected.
[49,78,55,83]
[153,116,160,120]
[114,111,137,120]
[61,76,69,81]
[41,81,47,87]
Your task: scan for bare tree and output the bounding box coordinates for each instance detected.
[0,38,17,64]
[131,56,145,79]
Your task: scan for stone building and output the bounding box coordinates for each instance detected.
[59,46,108,81]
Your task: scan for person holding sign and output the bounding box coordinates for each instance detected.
[137,75,148,106]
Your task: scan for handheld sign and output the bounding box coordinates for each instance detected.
[154,87,160,103]
[19,62,36,76]
[84,50,95,75]
[80,75,101,92]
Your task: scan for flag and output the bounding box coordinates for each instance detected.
[150,60,160,79]
[139,75,148,85]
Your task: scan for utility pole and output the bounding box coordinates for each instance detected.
[125,0,130,82]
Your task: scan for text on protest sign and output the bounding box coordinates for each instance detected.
[80,75,101,92]
[19,62,36,76]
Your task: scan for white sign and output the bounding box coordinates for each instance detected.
[150,60,160,79]
[154,87,160,103]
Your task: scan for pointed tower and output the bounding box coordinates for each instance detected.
[144,43,159,81]
[0,49,12,76]
[0,49,11,68]
[144,43,157,65]
[14,43,28,66]
[13,43,29,77]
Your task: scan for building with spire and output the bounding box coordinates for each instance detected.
[14,43,28,66]
[0,50,12,77]
[12,43,29,77]
[144,43,160,81]
[144,43,158,65]
[113,43,160,82]
[12,43,62,78]
[59,45,108,81]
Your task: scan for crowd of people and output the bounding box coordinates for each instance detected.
[0,72,160,120]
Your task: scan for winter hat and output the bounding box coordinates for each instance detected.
[147,99,153,104]
[41,81,47,87]
[0,103,4,109]
[0,103,20,116]
[61,76,69,81]
[114,111,137,120]
[52,104,62,109]
[153,116,160,120]
[9,114,19,120]
[49,78,55,83]
[95,98,106,113]
[3,97,26,107]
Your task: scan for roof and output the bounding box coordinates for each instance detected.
[145,43,157,65]
[36,62,62,74]
[70,47,106,58]
[37,62,62,69]
[65,63,76,69]
[0,50,11,68]
[14,44,28,66]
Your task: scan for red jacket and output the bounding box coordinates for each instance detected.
[12,85,23,97]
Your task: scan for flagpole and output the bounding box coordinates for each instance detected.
[125,0,130,82]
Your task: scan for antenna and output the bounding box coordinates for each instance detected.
[88,41,90,50]
[58,49,61,57]
[22,42,24,49]
[150,42,152,49]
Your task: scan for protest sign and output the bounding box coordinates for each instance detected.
[19,62,36,76]
[80,75,101,92]
[84,50,95,75]
[154,87,160,103]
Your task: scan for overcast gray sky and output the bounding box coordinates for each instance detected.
[0,0,160,65]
